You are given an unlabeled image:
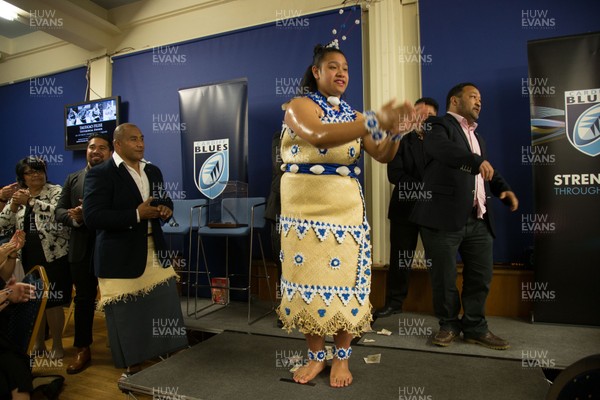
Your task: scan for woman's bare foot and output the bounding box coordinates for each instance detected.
[293,360,326,384]
[330,358,352,388]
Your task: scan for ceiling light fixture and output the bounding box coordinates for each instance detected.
[0,0,23,21]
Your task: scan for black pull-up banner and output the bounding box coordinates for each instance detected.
[179,78,248,199]
[527,32,600,326]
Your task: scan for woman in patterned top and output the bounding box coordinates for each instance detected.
[0,156,71,360]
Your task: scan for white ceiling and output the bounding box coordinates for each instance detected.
[0,0,141,51]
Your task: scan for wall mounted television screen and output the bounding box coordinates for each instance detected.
[65,96,120,150]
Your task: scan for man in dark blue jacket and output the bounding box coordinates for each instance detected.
[84,123,187,377]
[410,83,518,350]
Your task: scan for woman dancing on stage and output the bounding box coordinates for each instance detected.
[276,42,420,387]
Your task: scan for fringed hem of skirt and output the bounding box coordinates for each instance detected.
[97,275,175,311]
[276,306,373,338]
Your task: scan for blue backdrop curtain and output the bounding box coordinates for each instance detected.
[110,8,363,297]
[419,0,600,262]
[111,7,363,199]
[0,67,88,187]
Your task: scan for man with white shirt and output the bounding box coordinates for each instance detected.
[83,123,187,379]
[410,83,518,350]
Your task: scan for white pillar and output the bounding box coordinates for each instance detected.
[363,0,421,265]
[88,56,112,99]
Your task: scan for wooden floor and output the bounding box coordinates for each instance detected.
[33,309,158,399]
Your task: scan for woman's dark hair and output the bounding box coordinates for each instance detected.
[16,156,47,188]
[299,44,346,94]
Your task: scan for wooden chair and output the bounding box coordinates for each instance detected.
[5,265,49,355]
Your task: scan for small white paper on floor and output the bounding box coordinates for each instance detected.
[377,328,393,336]
[325,345,334,361]
[363,354,381,364]
[363,338,376,343]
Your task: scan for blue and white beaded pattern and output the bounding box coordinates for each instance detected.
[308,349,326,362]
[278,91,372,310]
[333,346,352,360]
[293,253,305,267]
[363,110,384,142]
[306,91,357,124]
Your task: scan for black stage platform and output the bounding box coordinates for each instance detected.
[115,299,600,399]
[120,331,550,400]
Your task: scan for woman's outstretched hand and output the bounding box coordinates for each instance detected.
[377,100,430,138]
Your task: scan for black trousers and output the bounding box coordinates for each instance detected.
[419,214,493,337]
[386,219,420,309]
[69,255,98,348]
[269,221,281,271]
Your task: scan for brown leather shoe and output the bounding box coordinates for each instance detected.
[66,347,91,374]
[432,330,458,347]
[464,331,510,350]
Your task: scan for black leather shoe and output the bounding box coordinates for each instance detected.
[374,305,402,318]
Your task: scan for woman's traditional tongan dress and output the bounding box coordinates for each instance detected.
[276,92,373,337]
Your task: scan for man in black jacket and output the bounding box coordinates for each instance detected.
[411,83,518,350]
[56,133,112,374]
[375,98,438,318]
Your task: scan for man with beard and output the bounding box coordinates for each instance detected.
[56,133,113,374]
[410,83,518,350]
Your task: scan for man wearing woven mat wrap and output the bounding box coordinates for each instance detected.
[83,123,188,380]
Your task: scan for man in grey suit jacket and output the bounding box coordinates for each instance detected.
[410,83,518,350]
[56,134,113,374]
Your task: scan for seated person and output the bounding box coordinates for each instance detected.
[0,231,36,400]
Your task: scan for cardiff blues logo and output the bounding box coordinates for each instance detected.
[194,139,229,199]
[565,89,600,157]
